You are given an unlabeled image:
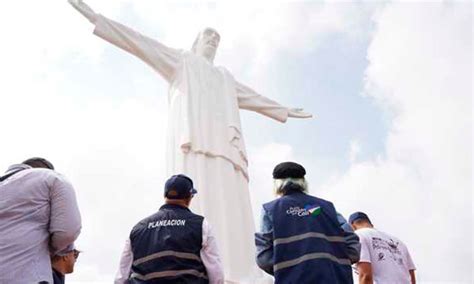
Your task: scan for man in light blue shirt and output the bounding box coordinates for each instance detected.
[0,157,82,284]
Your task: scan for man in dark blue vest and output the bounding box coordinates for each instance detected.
[115,174,224,284]
[255,162,360,284]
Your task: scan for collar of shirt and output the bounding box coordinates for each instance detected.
[5,164,31,174]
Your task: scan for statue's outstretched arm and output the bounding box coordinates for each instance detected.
[68,0,97,23]
[236,81,313,123]
[68,0,180,83]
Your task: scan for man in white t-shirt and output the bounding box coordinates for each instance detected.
[349,212,416,284]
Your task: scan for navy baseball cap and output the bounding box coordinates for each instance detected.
[348,211,371,224]
[164,174,197,199]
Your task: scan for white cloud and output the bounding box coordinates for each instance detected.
[349,139,361,163]
[323,2,472,282]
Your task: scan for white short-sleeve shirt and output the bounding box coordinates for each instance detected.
[355,228,415,283]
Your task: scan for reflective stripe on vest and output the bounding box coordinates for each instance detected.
[131,269,208,281]
[133,250,202,266]
[273,231,352,272]
[265,192,353,283]
[129,204,208,283]
[274,231,346,245]
[274,252,351,272]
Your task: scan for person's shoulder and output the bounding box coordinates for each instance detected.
[139,210,162,223]
[23,167,53,176]
[188,210,205,221]
[355,227,377,238]
[373,228,397,239]
[263,197,281,209]
[131,211,159,233]
[25,168,71,185]
[311,195,334,206]
[45,170,74,187]
[381,230,406,246]
[305,195,337,212]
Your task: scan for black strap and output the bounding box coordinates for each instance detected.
[0,170,24,182]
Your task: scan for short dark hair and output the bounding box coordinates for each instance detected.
[353,218,372,226]
[22,157,54,170]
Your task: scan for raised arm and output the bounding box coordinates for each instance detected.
[68,0,180,83]
[68,0,96,23]
[236,81,312,123]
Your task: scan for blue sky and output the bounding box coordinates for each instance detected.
[0,1,471,283]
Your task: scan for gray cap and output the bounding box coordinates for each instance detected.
[55,244,76,256]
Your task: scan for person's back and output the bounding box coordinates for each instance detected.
[349,212,416,284]
[268,191,353,284]
[355,227,415,283]
[255,162,359,284]
[0,159,81,284]
[115,174,223,284]
[130,204,208,283]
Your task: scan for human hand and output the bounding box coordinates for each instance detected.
[68,0,97,23]
[288,108,313,119]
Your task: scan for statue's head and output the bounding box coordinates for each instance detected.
[191,27,220,63]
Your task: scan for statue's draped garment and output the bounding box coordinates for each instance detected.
[94,15,289,283]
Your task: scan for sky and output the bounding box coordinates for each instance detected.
[0,1,471,283]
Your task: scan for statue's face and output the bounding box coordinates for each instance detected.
[194,28,220,61]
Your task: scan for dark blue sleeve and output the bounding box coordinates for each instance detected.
[255,206,275,275]
[337,212,361,263]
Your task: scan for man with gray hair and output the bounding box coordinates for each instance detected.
[0,157,82,284]
[255,161,360,283]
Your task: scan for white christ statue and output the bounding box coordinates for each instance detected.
[69,1,312,283]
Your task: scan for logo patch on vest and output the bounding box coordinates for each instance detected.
[148,219,186,229]
[286,205,321,217]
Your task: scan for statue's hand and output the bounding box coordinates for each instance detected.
[68,0,97,23]
[288,108,313,119]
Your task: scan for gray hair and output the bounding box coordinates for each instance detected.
[273,178,308,196]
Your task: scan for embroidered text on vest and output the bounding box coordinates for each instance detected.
[148,219,186,229]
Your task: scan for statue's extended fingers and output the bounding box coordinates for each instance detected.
[291,108,304,112]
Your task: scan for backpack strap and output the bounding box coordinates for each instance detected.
[0,169,24,182]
